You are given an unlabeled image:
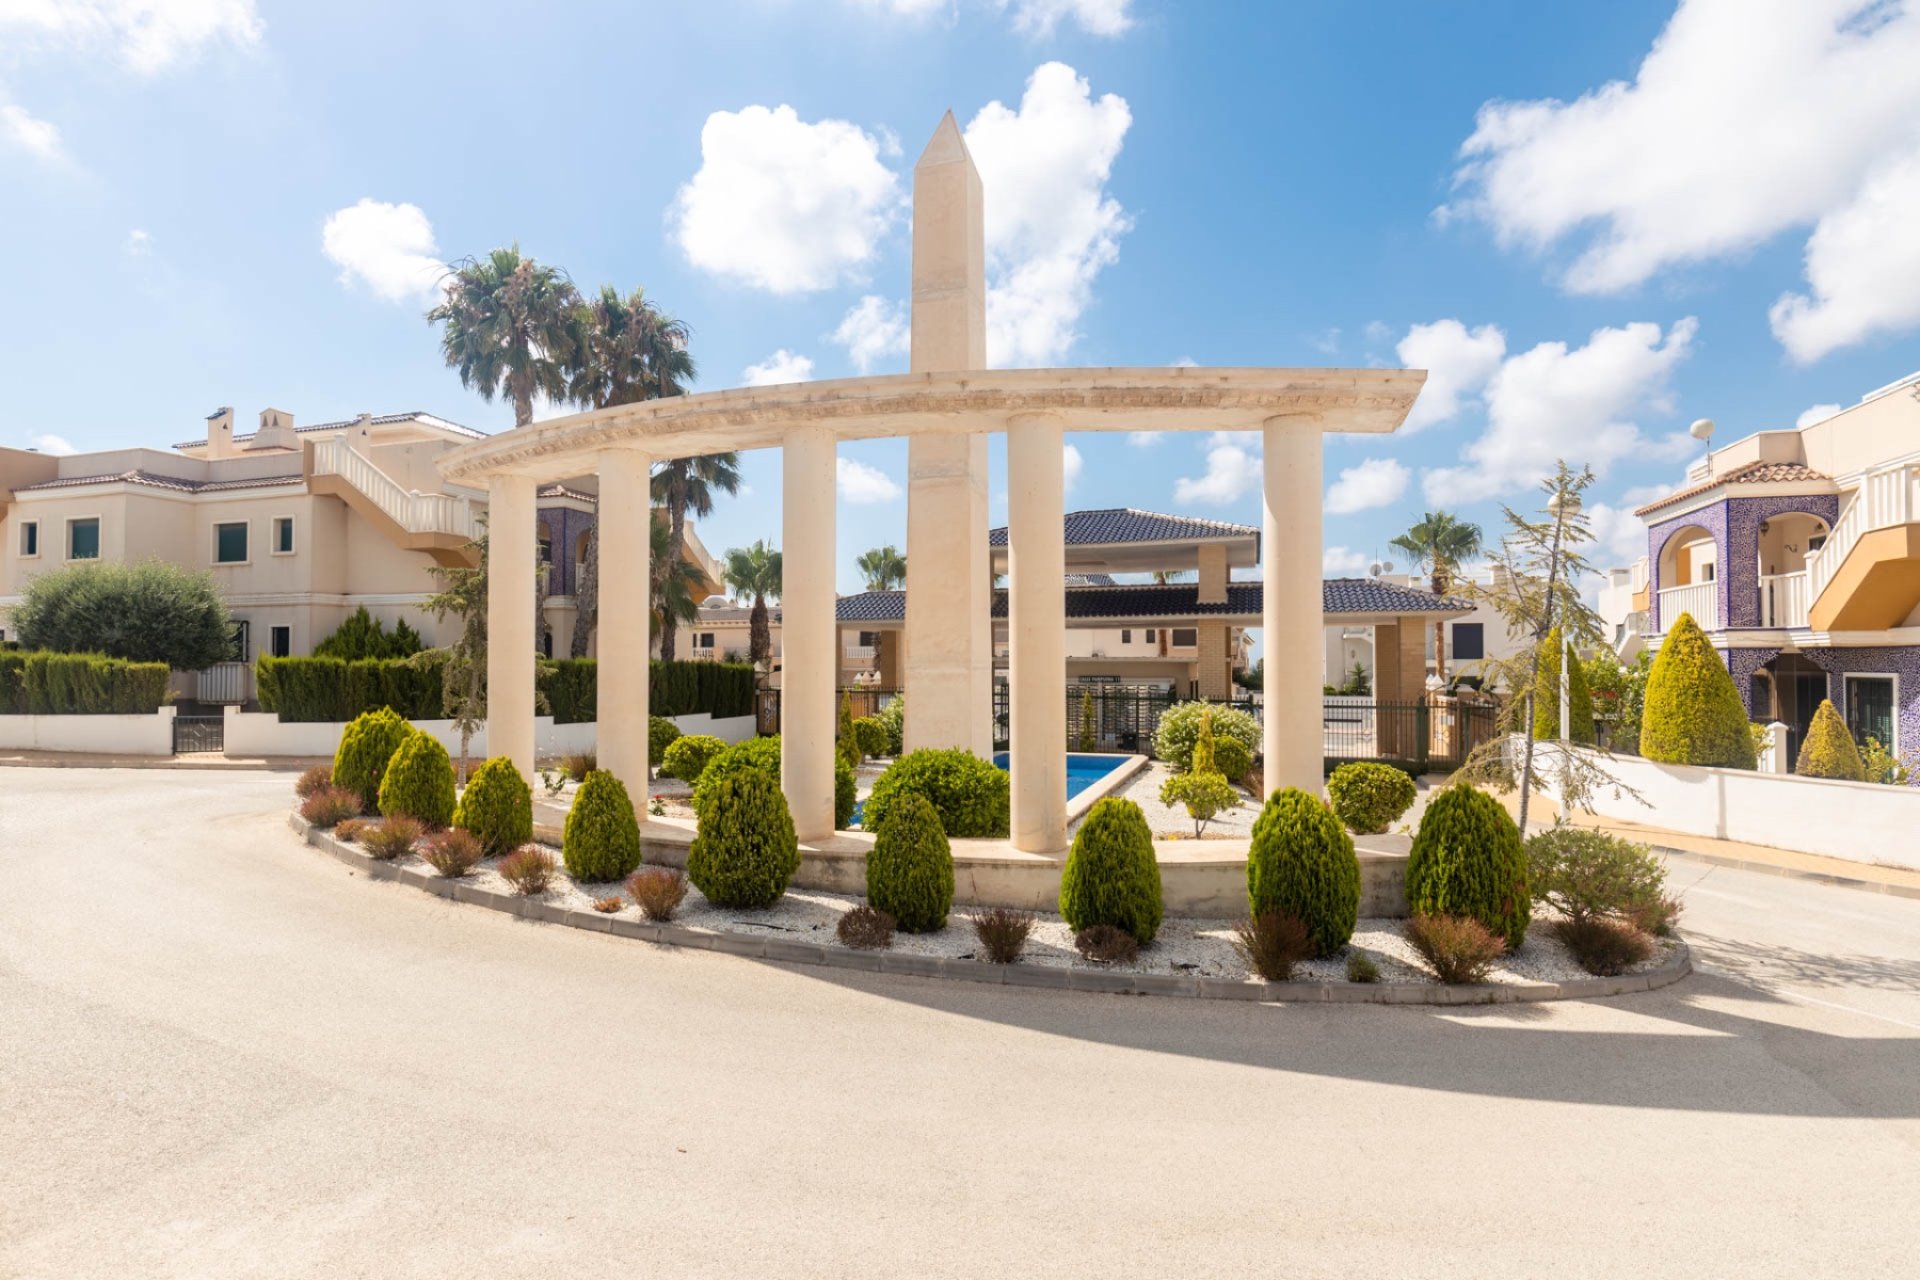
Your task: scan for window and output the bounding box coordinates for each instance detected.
[1171,628,1198,647]
[68,517,100,560]
[1145,629,1156,643]
[272,516,295,555]
[1702,561,1716,582]
[269,625,292,658]
[1121,629,1132,644]
[214,521,248,564]
[858,631,879,648]
[1845,675,1897,751]
[229,620,250,662]
[693,632,716,650]
[20,521,38,557]
[1451,622,1485,661]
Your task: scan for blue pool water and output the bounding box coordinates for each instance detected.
[850,753,1128,828]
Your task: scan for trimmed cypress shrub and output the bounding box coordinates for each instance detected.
[7,651,169,715]
[1326,761,1417,835]
[660,733,726,784]
[333,707,411,810]
[863,749,1010,838]
[563,770,643,883]
[865,792,954,932]
[650,715,683,767]
[1058,797,1163,944]
[687,767,800,908]
[689,734,855,828]
[835,755,857,830]
[377,730,457,828]
[1405,783,1530,949]
[450,756,533,856]
[1246,787,1360,957]
[1795,698,1866,781]
[1639,614,1756,769]
[1531,629,1596,744]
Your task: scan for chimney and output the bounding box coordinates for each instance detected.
[206,406,235,459]
[250,407,297,452]
[351,412,375,451]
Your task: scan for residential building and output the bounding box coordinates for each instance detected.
[1322,568,1530,691]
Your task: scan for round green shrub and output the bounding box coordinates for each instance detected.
[691,734,855,829]
[376,730,456,828]
[1531,629,1596,744]
[1795,698,1865,781]
[876,694,906,756]
[1247,788,1359,957]
[1058,797,1163,944]
[450,756,533,856]
[866,792,954,932]
[1212,735,1253,782]
[687,767,800,908]
[1405,782,1530,949]
[1153,701,1260,771]
[1326,761,1418,835]
[563,770,642,883]
[1639,613,1756,769]
[650,716,683,766]
[660,733,726,784]
[863,748,1009,839]
[853,715,890,760]
[333,706,410,810]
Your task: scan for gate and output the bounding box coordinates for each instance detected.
[173,714,225,755]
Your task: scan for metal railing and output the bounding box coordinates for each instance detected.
[194,661,252,705]
[1758,571,1810,628]
[311,437,476,538]
[1656,581,1718,631]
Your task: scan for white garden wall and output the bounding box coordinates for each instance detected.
[0,707,175,756]
[1533,742,1920,871]
[224,709,757,760]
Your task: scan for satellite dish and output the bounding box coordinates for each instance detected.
[1690,418,1715,441]
[1368,561,1393,578]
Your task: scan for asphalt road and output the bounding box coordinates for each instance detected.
[4,767,1917,1279]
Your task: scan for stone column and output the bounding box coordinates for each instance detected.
[596,448,651,795]
[486,471,537,781]
[1262,417,1324,797]
[783,427,837,841]
[1007,413,1067,853]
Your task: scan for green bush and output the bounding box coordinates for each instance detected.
[838,690,861,767]
[1326,761,1418,835]
[692,734,855,829]
[1246,788,1360,957]
[10,559,233,669]
[332,707,411,809]
[1639,614,1756,769]
[1525,825,1671,926]
[1212,736,1253,782]
[256,656,442,722]
[3,651,169,714]
[450,756,533,856]
[853,715,890,761]
[1159,769,1241,837]
[876,693,906,757]
[313,606,423,660]
[1058,797,1163,944]
[660,734,726,784]
[1153,701,1260,771]
[835,756,857,830]
[1795,699,1865,781]
[562,770,642,882]
[377,730,457,828]
[650,716,683,766]
[539,658,597,724]
[687,767,800,908]
[1405,783,1530,949]
[1530,629,1596,744]
[863,748,1010,839]
[865,792,954,932]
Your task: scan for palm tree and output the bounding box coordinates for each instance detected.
[722,540,783,681]
[856,545,907,591]
[651,454,741,660]
[1389,510,1484,684]
[427,247,580,428]
[652,517,705,644]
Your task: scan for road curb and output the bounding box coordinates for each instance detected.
[291,814,1693,1005]
[1653,845,1920,902]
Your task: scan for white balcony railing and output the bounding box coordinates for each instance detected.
[1758,571,1809,628]
[1805,453,1920,607]
[311,437,476,539]
[1657,581,1718,632]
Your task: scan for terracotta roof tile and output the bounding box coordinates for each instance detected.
[1634,460,1831,516]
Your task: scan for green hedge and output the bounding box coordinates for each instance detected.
[0,651,169,715]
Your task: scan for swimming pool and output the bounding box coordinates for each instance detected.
[850,752,1133,828]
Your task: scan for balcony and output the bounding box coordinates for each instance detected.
[1656,581,1718,632]
[1758,571,1809,628]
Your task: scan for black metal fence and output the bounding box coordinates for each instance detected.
[172,714,225,754]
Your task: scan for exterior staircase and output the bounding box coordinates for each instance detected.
[1806,452,1920,631]
[306,438,479,566]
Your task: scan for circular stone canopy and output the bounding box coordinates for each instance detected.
[437,365,1425,483]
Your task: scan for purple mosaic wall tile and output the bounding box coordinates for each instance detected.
[1805,645,1920,784]
[1647,501,1728,632]
[536,503,596,598]
[1723,494,1839,628]
[1722,646,1781,719]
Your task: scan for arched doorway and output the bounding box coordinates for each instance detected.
[1755,511,1829,627]
[1753,652,1828,766]
[1657,524,1719,630]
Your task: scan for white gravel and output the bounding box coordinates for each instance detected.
[1109,759,1259,839]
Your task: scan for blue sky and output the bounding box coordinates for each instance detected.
[5,0,1919,595]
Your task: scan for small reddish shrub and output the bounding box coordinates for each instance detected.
[560,751,597,783]
[333,817,372,843]
[1406,913,1506,984]
[1627,893,1684,938]
[1552,917,1655,976]
[1074,923,1140,965]
[972,908,1034,964]
[300,786,361,829]
[499,846,558,896]
[837,905,896,950]
[1232,911,1314,981]
[627,867,689,922]
[591,895,625,914]
[361,816,424,861]
[294,764,334,799]
[421,828,484,878]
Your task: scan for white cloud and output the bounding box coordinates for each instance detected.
[27,433,77,455]
[0,0,264,75]
[999,0,1132,37]
[837,455,902,504]
[1395,319,1507,431]
[1310,327,1342,356]
[1423,318,1698,505]
[1322,545,1370,576]
[831,294,910,373]
[1797,403,1844,429]
[1174,443,1257,506]
[1127,431,1161,448]
[1325,457,1409,515]
[1062,441,1083,489]
[124,228,151,255]
[1587,501,1653,568]
[0,102,64,162]
[321,199,445,305]
[1364,320,1392,344]
[1170,355,1198,367]
[672,105,901,294]
[1769,143,1920,362]
[742,349,814,386]
[965,62,1133,366]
